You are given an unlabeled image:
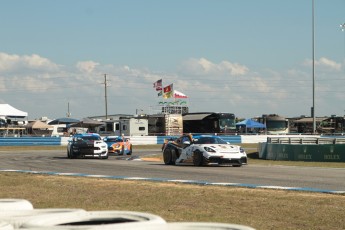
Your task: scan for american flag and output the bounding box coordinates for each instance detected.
[153,79,162,91]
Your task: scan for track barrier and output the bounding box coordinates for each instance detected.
[259,137,345,162]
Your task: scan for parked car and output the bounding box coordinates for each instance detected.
[103,136,132,155]
[162,134,247,166]
[67,133,108,159]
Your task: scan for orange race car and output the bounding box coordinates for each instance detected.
[103,136,132,155]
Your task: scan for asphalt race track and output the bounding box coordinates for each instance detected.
[0,148,344,194]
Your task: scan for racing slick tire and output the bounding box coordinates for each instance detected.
[193,150,204,166]
[170,148,177,163]
[67,148,75,159]
[128,144,133,155]
[163,148,176,165]
[119,145,125,155]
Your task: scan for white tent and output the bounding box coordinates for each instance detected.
[0,104,28,118]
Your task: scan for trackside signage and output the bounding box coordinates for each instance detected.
[259,142,345,162]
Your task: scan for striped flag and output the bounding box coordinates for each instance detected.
[173,90,188,98]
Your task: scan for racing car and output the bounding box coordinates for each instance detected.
[103,136,132,155]
[162,134,247,166]
[67,133,108,159]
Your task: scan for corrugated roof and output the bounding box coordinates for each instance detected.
[293,117,327,123]
[182,113,211,121]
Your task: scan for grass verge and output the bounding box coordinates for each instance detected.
[0,172,344,230]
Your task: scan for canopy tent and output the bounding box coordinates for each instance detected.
[236,119,266,133]
[26,120,53,136]
[0,104,28,118]
[48,117,80,125]
[27,120,53,129]
[236,119,266,128]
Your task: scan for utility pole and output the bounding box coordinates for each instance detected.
[341,23,345,57]
[66,102,71,117]
[312,0,316,134]
[104,74,108,120]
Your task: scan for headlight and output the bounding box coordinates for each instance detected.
[204,147,216,153]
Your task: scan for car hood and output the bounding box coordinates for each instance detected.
[196,144,242,153]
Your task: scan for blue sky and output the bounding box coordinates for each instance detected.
[0,0,344,120]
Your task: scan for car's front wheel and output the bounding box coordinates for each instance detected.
[193,150,204,166]
[67,148,72,159]
[232,164,242,167]
[163,148,176,165]
[119,145,124,155]
[128,144,133,155]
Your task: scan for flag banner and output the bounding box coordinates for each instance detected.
[158,100,188,106]
[163,91,173,99]
[163,84,173,98]
[153,79,162,91]
[158,90,163,97]
[173,90,188,98]
[163,84,172,93]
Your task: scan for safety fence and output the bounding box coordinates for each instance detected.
[259,137,345,162]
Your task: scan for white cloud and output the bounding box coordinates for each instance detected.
[76,61,100,73]
[0,52,59,72]
[317,57,342,71]
[180,58,249,76]
[303,57,342,71]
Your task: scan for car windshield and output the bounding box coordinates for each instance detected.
[81,135,101,141]
[105,138,122,142]
[194,136,227,144]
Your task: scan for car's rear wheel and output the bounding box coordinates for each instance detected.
[170,148,177,164]
[193,150,204,166]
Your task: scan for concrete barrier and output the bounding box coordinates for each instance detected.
[0,134,324,146]
[0,137,61,146]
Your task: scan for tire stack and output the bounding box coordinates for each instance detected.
[0,199,255,230]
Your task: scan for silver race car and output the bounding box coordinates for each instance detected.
[163,134,247,166]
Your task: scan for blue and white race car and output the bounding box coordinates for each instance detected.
[162,134,247,166]
[67,133,108,159]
